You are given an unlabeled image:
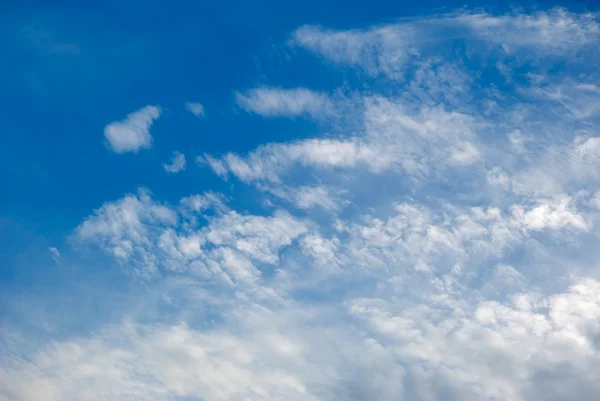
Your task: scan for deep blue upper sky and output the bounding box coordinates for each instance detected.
[2,0,591,234]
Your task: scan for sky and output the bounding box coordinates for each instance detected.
[1,1,600,400]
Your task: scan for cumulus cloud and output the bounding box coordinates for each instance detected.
[235,87,333,119]
[162,151,186,173]
[104,105,161,153]
[512,198,588,232]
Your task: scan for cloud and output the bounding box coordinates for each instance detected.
[74,190,309,280]
[292,9,599,81]
[519,79,600,120]
[179,192,228,214]
[162,151,186,173]
[48,247,62,263]
[460,8,600,53]
[6,7,600,401]
[7,190,600,401]
[73,189,177,276]
[185,102,205,117]
[205,96,481,184]
[205,138,380,183]
[280,185,346,212]
[292,24,414,80]
[349,277,600,401]
[512,198,588,232]
[104,105,161,153]
[235,87,333,118]
[0,302,409,401]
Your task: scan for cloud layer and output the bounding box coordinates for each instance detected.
[4,7,600,401]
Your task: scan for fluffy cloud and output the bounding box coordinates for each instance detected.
[349,277,600,401]
[104,105,161,153]
[511,198,588,232]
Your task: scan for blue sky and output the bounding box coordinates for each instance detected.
[2,1,600,400]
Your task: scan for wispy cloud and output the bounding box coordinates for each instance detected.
[460,8,600,53]
[235,87,333,119]
[162,151,186,173]
[292,9,600,80]
[206,96,481,184]
[104,105,161,153]
[292,24,414,80]
[48,247,62,263]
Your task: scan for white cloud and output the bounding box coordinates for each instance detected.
[179,192,228,214]
[508,131,600,198]
[204,210,309,265]
[520,79,600,120]
[512,198,588,232]
[185,102,205,117]
[449,141,481,165]
[487,166,510,191]
[74,190,308,281]
[7,8,600,401]
[73,190,177,276]
[206,96,481,184]
[508,130,527,154]
[48,247,62,263]
[0,303,408,401]
[235,87,332,119]
[349,277,600,401]
[197,154,229,178]
[575,136,600,159]
[292,24,414,80]
[162,151,186,173]
[461,9,600,53]
[104,105,161,153]
[288,185,345,211]
[204,138,380,183]
[292,9,600,81]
